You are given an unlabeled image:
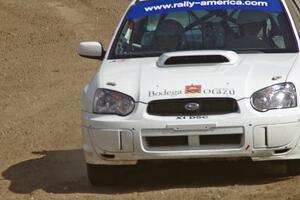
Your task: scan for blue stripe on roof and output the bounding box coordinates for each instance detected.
[129,0,282,20]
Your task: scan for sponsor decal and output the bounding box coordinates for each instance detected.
[127,0,282,20]
[185,84,202,95]
[177,116,208,120]
[202,88,235,95]
[148,84,235,97]
[148,89,183,97]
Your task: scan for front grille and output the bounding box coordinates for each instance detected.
[142,127,244,151]
[200,134,242,146]
[143,134,243,151]
[147,98,239,116]
[145,136,189,147]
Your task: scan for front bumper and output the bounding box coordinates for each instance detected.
[82,99,300,165]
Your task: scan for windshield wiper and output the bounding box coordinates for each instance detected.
[122,51,163,57]
[230,48,296,53]
[232,49,265,53]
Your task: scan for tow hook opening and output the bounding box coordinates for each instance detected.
[101,154,115,159]
[274,149,291,155]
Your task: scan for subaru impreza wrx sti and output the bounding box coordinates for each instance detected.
[79,0,300,185]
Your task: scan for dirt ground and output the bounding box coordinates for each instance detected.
[1,0,300,199]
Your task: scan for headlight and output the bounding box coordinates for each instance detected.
[93,89,135,116]
[251,83,297,112]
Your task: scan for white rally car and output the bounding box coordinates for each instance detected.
[79,0,300,185]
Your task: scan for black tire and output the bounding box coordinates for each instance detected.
[86,163,132,186]
[286,160,300,176]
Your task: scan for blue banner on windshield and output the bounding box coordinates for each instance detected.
[127,0,282,19]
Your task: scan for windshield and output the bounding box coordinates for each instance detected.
[109,0,298,59]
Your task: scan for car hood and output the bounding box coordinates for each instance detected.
[100,53,298,102]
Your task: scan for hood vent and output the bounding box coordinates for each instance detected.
[165,55,230,65]
[157,50,239,67]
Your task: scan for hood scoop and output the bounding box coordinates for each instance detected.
[157,50,239,67]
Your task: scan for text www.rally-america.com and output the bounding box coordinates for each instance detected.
[144,0,268,12]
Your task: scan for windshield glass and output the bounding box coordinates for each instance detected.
[110,0,298,59]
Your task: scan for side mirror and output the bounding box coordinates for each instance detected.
[78,41,106,60]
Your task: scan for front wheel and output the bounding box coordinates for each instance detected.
[286,160,300,176]
[86,164,133,186]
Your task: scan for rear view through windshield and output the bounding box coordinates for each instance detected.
[110,0,298,59]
